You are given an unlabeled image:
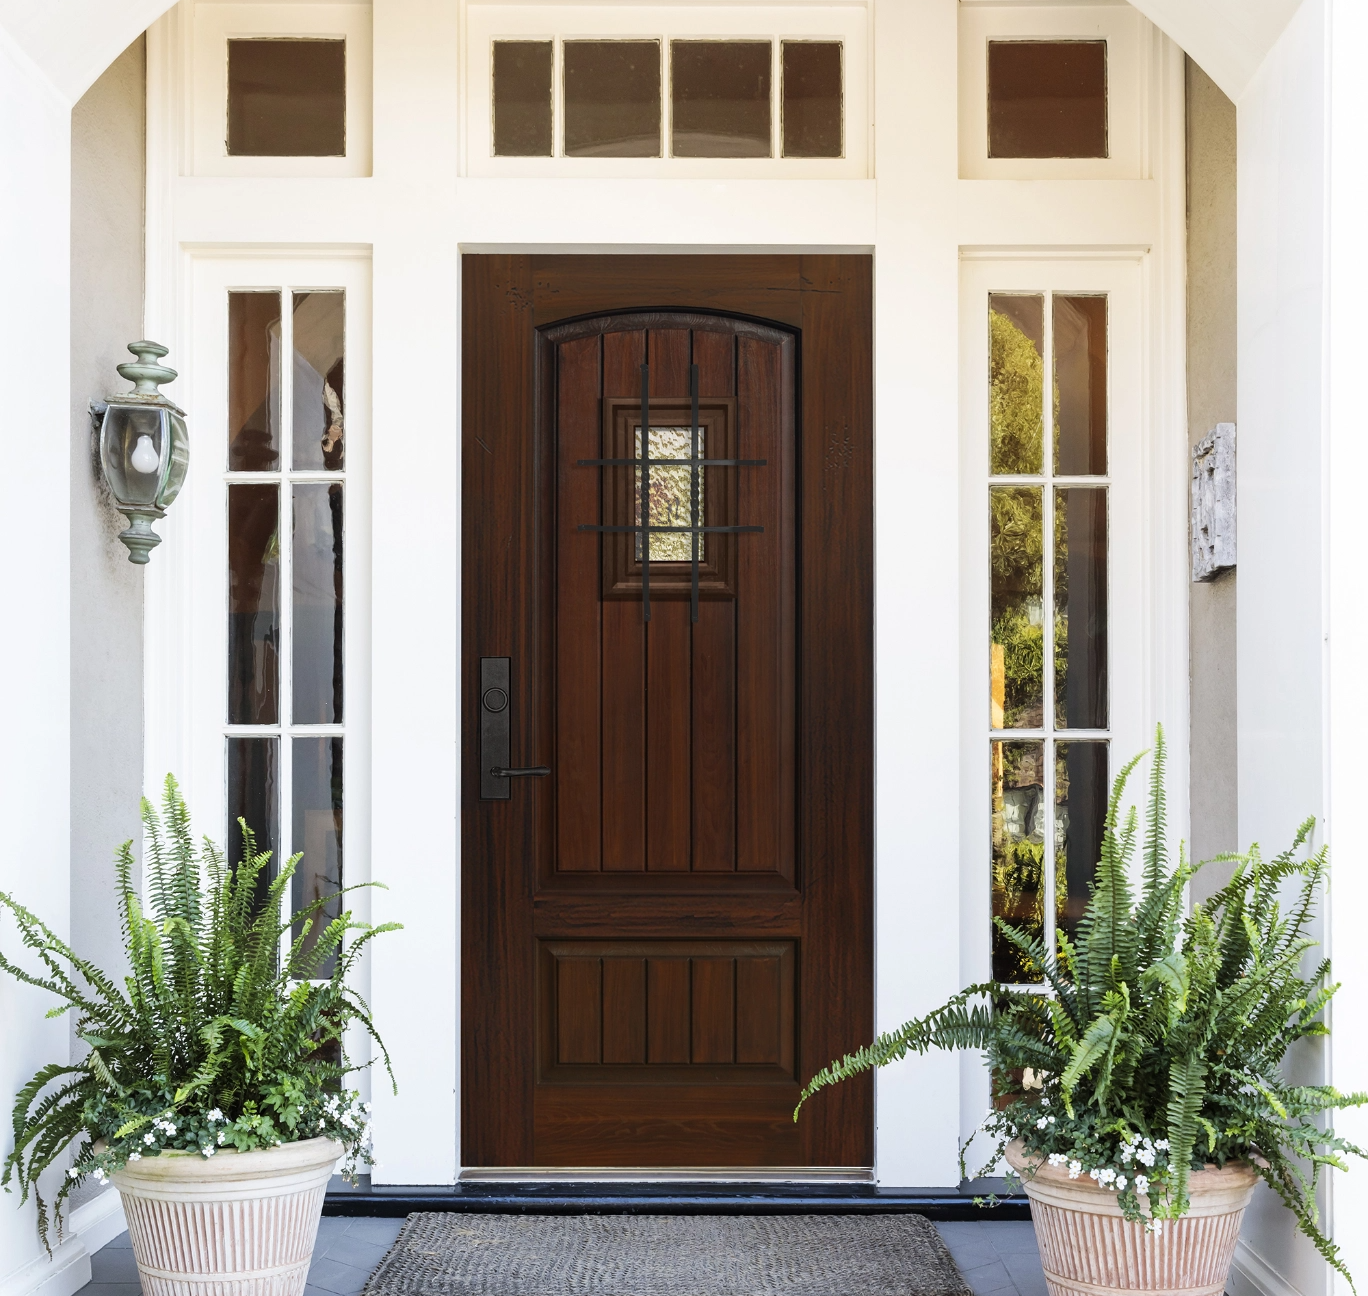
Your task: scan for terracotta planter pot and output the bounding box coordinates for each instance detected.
[1005,1139,1259,1296]
[111,1136,342,1296]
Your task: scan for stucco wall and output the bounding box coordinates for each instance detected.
[67,34,145,1208]
[1185,58,1239,884]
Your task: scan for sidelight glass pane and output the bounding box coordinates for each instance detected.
[564,41,661,157]
[989,294,1045,474]
[781,41,842,158]
[988,40,1107,160]
[292,484,344,724]
[292,292,346,471]
[493,41,554,157]
[228,484,280,724]
[1056,742,1107,941]
[1054,295,1107,475]
[671,41,771,158]
[229,292,281,471]
[292,737,343,977]
[227,736,278,913]
[992,740,1045,983]
[1054,487,1108,729]
[635,426,702,562]
[991,486,1043,729]
[227,38,346,157]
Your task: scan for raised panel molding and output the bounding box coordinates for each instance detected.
[539,940,795,1082]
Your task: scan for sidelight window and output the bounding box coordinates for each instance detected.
[225,288,347,973]
[989,291,1109,984]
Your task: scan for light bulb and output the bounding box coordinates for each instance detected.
[130,434,159,475]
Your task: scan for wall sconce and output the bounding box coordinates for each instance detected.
[92,341,189,564]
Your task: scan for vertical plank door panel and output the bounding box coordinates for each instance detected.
[735,956,781,1065]
[646,957,691,1063]
[557,958,603,1064]
[556,335,603,871]
[646,599,692,871]
[602,958,647,1064]
[648,329,692,398]
[691,957,737,1064]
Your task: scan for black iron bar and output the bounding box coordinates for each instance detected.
[690,363,700,623]
[640,363,650,623]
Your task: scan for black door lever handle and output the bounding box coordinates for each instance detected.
[490,765,551,778]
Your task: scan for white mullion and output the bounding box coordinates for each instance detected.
[279,287,295,956]
[1040,289,1056,969]
[772,37,781,159]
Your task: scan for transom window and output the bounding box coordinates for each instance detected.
[988,290,1110,984]
[491,38,842,159]
[225,287,347,973]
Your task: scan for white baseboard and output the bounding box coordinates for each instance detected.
[1230,1239,1305,1296]
[0,1189,126,1296]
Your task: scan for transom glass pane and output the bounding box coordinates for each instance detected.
[634,426,702,562]
[671,41,771,158]
[227,39,346,158]
[564,41,662,157]
[492,41,554,157]
[987,40,1107,160]
[781,41,842,158]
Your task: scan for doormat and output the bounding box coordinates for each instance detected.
[361,1212,972,1296]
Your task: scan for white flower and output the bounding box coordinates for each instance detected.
[128,1152,141,1162]
[1041,1097,1050,1108]
[1155,1139,1170,1151]
[1067,1160,1082,1179]
[1135,1175,1149,1195]
[1115,1175,1127,1191]
[67,1168,80,1179]
[317,1119,326,1130]
[144,1133,156,1146]
[363,1102,372,1114]
[1149,1219,1165,1236]
[201,1146,216,1158]
[1036,1117,1049,1130]
[93,1169,108,1184]
[208,1109,224,1122]
[217,1132,226,1145]
[1047,1153,1067,1167]
[1047,1116,1056,1125]
[1137,1148,1156,1166]
[166,1124,177,1135]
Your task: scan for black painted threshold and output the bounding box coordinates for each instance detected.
[323,1179,1030,1222]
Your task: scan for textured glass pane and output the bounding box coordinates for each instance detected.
[992,740,1045,983]
[990,295,1044,474]
[634,427,702,562]
[1056,741,1106,941]
[991,486,1043,729]
[292,737,343,978]
[1054,487,1108,728]
[781,41,842,158]
[988,41,1107,159]
[227,736,278,914]
[293,484,344,724]
[671,41,771,158]
[493,41,553,157]
[292,291,345,471]
[229,292,281,471]
[564,41,661,157]
[227,39,346,157]
[228,484,280,724]
[1054,295,1107,474]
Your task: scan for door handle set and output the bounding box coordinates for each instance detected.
[479,657,549,799]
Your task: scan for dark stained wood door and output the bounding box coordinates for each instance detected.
[462,255,872,1168]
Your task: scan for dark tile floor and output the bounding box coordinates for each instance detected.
[80,1215,1045,1296]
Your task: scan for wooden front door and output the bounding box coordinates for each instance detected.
[462,255,872,1168]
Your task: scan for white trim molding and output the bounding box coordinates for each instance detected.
[0,1191,127,1296]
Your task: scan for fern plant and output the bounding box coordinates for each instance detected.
[0,776,399,1250]
[795,729,1366,1286]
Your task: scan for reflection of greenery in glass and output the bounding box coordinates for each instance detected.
[635,426,701,561]
[991,741,1046,982]
[991,487,1043,728]
[990,306,1044,474]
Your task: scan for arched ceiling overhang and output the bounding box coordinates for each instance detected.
[0,0,1305,112]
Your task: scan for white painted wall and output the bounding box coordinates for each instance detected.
[0,25,77,1296]
[1229,2,1368,1294]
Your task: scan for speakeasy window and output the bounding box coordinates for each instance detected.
[988,291,1110,984]
[226,288,346,973]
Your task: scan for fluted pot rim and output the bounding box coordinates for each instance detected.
[108,1135,343,1190]
[1004,1138,1259,1218]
